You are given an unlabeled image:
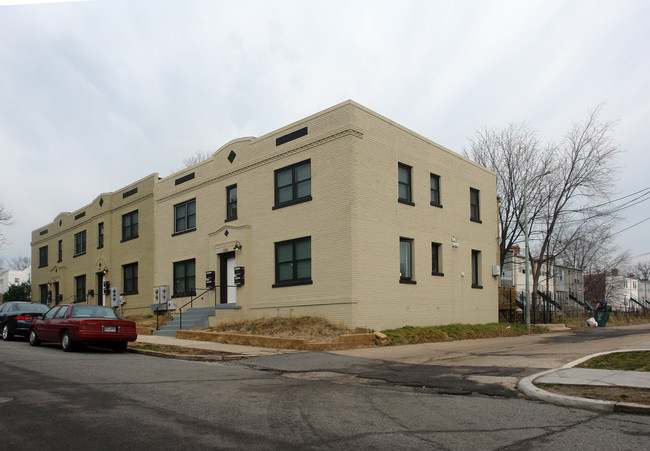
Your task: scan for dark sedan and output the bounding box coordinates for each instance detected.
[28,304,137,352]
[0,301,50,340]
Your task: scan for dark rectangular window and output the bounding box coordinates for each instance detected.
[276,127,308,146]
[123,263,138,295]
[123,187,138,198]
[39,229,48,236]
[38,246,48,268]
[398,163,414,205]
[432,242,443,276]
[57,240,62,262]
[470,188,481,222]
[274,160,311,209]
[175,172,195,185]
[430,174,442,207]
[173,259,196,297]
[174,199,196,234]
[75,211,86,220]
[226,185,237,221]
[122,210,139,241]
[75,275,86,302]
[98,222,104,249]
[74,231,86,256]
[400,238,415,283]
[472,250,482,288]
[274,237,312,287]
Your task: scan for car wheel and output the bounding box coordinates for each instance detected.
[2,324,12,341]
[113,341,128,353]
[61,331,75,352]
[28,329,41,346]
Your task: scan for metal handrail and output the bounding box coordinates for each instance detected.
[178,288,213,331]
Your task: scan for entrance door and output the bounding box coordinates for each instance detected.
[219,252,237,304]
[97,273,104,306]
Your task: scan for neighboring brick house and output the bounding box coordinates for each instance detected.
[32,101,499,330]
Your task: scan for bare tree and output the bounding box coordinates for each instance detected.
[527,107,620,306]
[631,261,650,280]
[464,123,553,267]
[0,203,14,251]
[465,107,620,322]
[183,150,212,168]
[10,256,31,270]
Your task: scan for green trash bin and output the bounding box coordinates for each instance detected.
[594,310,610,327]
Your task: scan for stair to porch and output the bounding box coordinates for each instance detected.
[152,306,216,337]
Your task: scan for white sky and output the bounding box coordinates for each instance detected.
[1,0,649,267]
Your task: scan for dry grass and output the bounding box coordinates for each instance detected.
[125,313,171,329]
[207,316,355,343]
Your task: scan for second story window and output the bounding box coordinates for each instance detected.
[74,231,86,256]
[39,246,48,268]
[98,222,104,249]
[470,188,481,223]
[398,163,414,205]
[274,160,311,209]
[226,185,237,221]
[174,199,196,234]
[430,173,442,207]
[57,240,63,262]
[122,210,139,242]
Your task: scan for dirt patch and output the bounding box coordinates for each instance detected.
[538,384,650,405]
[206,316,355,343]
[125,314,171,329]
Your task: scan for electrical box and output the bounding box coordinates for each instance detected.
[206,270,216,289]
[234,266,245,287]
[111,286,120,307]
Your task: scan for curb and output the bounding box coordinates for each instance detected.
[127,347,251,362]
[517,349,650,415]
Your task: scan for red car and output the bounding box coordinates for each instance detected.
[28,304,137,352]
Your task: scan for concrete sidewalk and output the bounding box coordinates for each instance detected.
[134,333,300,358]
[518,347,650,414]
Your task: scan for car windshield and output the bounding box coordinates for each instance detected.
[15,303,50,313]
[70,306,120,319]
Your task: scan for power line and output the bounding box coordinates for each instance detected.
[611,217,650,237]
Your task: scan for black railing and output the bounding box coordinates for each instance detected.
[177,288,214,331]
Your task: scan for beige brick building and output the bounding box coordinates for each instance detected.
[31,175,157,313]
[32,101,499,330]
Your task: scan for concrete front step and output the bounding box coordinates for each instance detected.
[151,306,216,336]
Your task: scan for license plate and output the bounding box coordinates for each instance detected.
[103,326,117,332]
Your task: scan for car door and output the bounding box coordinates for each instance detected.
[38,306,61,341]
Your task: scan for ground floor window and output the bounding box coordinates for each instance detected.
[123,262,138,295]
[274,236,312,287]
[173,259,196,297]
[75,275,86,302]
[472,250,482,288]
[400,238,415,284]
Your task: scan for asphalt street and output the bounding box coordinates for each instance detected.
[1,325,650,450]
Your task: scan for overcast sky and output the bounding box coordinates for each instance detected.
[1,0,649,268]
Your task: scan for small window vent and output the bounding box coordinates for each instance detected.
[75,212,86,220]
[227,150,236,163]
[39,229,48,236]
[175,172,195,186]
[123,187,138,198]
[276,127,308,146]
